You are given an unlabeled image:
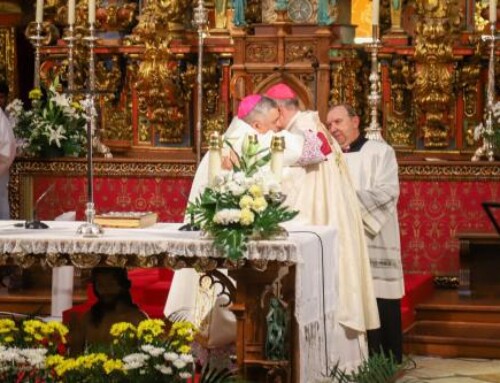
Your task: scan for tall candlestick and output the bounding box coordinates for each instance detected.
[490,0,497,23]
[68,0,76,25]
[36,0,44,23]
[372,0,379,26]
[88,0,96,24]
[208,132,222,186]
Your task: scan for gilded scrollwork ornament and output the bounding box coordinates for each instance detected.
[413,0,461,148]
[329,49,366,120]
[69,253,102,269]
[386,57,415,147]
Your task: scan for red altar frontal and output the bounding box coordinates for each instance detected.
[9,158,500,277]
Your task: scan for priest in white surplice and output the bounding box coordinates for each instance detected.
[265,84,380,372]
[327,104,405,363]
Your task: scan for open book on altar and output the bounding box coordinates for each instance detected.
[94,212,158,228]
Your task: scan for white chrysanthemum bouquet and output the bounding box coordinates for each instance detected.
[187,137,298,260]
[6,78,88,158]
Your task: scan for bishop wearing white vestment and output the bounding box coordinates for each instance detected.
[266,84,380,372]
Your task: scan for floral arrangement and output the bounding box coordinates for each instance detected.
[6,79,88,158]
[474,102,500,154]
[187,137,299,260]
[0,318,68,382]
[0,318,197,382]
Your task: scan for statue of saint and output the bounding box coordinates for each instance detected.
[232,0,247,27]
[69,268,147,355]
[317,0,336,25]
[215,0,228,29]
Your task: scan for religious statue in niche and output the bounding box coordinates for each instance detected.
[233,0,247,26]
[265,296,289,360]
[317,0,337,24]
[215,0,228,29]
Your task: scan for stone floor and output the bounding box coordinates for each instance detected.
[397,356,500,383]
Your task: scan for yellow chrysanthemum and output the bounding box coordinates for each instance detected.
[46,354,66,368]
[249,184,263,198]
[103,359,124,374]
[251,196,268,213]
[240,208,255,226]
[178,345,191,354]
[110,322,137,338]
[239,195,254,209]
[137,319,165,340]
[29,88,42,100]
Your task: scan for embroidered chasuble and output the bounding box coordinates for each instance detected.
[343,139,405,299]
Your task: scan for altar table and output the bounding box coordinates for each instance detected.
[0,221,339,382]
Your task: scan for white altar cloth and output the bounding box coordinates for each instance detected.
[0,221,358,381]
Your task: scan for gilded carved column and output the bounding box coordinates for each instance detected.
[414,0,461,148]
[0,26,17,99]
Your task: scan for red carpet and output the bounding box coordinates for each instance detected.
[401,273,434,330]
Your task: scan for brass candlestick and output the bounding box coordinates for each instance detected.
[472,23,497,162]
[365,25,384,141]
[77,22,103,238]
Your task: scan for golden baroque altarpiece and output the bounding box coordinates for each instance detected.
[0,0,498,160]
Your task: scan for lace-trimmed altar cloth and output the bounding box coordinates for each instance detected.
[0,222,298,263]
[0,221,345,380]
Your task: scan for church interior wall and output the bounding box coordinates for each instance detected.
[1,0,499,280]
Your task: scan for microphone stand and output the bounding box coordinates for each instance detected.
[25,184,55,229]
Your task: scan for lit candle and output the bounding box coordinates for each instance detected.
[270,135,285,182]
[68,0,76,25]
[88,0,96,24]
[208,132,222,186]
[36,0,44,23]
[490,0,497,24]
[372,0,379,26]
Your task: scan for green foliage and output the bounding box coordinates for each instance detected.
[327,352,411,383]
[6,78,88,158]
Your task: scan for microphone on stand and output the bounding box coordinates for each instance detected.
[25,184,55,229]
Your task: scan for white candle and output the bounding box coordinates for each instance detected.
[88,0,96,24]
[208,148,222,186]
[490,0,497,23]
[36,0,44,23]
[270,135,285,182]
[271,151,284,181]
[372,0,379,26]
[68,0,76,25]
